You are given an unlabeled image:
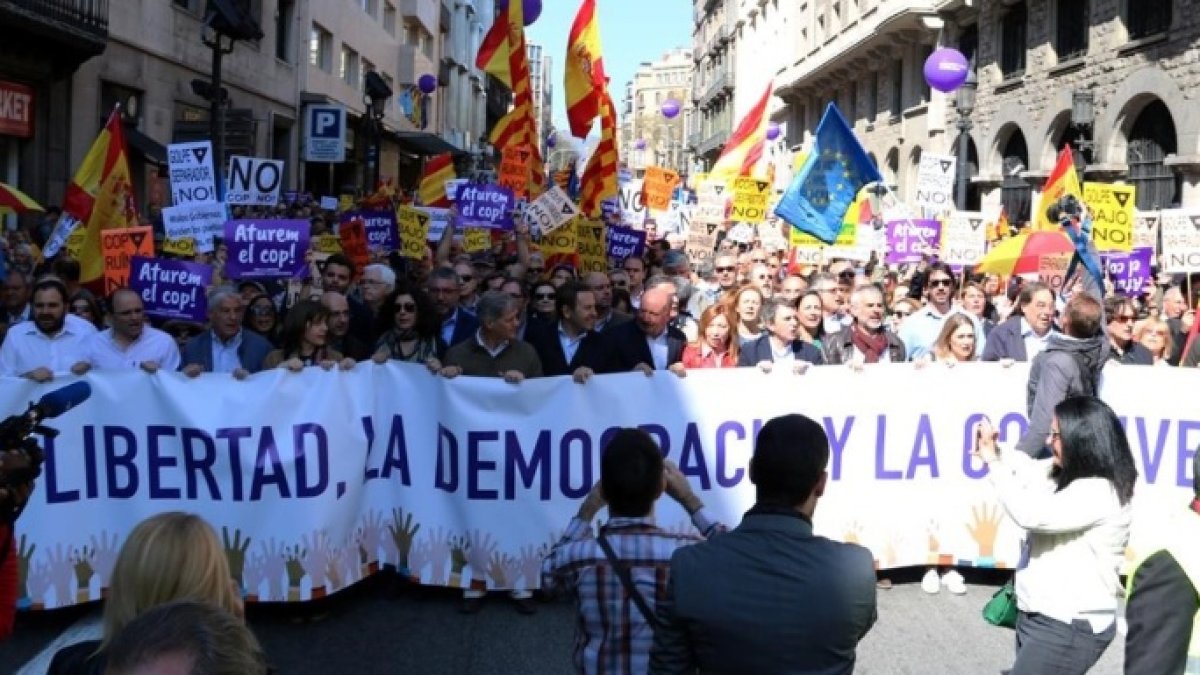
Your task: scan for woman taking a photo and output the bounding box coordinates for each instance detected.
[974,397,1136,675]
[680,304,739,369]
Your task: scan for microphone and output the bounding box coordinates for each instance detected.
[33,381,92,421]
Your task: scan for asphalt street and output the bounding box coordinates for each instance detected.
[2,569,1126,674]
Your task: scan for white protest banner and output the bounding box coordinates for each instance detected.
[524,186,579,235]
[828,223,884,262]
[11,364,1193,610]
[694,181,727,226]
[617,180,645,228]
[1159,208,1200,273]
[725,222,755,244]
[226,156,285,206]
[444,178,469,201]
[162,202,227,253]
[1133,210,1159,251]
[167,141,218,205]
[940,211,988,266]
[420,207,451,242]
[1038,253,1073,293]
[42,216,80,259]
[319,196,339,211]
[914,153,956,211]
[756,221,787,252]
[685,220,718,267]
[659,200,692,237]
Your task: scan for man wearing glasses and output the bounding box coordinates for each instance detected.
[73,289,179,373]
[896,262,984,360]
[1104,296,1153,365]
[809,272,849,335]
[688,254,739,318]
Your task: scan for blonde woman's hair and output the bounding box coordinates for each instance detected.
[100,512,240,649]
[932,313,978,362]
[1135,317,1175,361]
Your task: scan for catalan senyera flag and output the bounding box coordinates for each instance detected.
[1033,147,1082,231]
[709,83,773,185]
[62,108,139,283]
[418,153,456,207]
[579,91,619,218]
[487,0,544,197]
[475,7,512,86]
[564,0,605,139]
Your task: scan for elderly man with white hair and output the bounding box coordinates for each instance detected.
[360,263,396,338]
[821,285,907,366]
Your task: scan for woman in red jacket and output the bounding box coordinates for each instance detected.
[680,304,739,369]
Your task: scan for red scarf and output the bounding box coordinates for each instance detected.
[851,326,890,364]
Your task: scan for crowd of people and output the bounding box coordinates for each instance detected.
[0,195,1197,673]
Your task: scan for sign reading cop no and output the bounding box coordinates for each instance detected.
[305,105,346,163]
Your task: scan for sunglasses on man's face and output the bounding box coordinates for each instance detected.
[928,279,953,288]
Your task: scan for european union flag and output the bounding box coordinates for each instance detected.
[775,103,882,244]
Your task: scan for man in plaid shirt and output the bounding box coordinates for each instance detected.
[541,428,726,675]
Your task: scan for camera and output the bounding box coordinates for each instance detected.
[0,382,92,520]
[1046,194,1084,225]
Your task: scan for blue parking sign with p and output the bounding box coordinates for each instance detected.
[305,105,345,163]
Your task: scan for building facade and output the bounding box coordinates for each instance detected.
[619,48,692,174]
[688,0,736,170]
[527,42,554,158]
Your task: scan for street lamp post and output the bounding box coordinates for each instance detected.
[1071,90,1096,169]
[200,4,262,196]
[954,67,978,210]
[363,71,393,193]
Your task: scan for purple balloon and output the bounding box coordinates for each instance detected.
[661,99,681,119]
[766,123,781,141]
[635,139,647,150]
[923,48,970,93]
[498,0,542,25]
[417,74,437,94]
[546,133,556,148]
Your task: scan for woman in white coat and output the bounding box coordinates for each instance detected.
[974,396,1137,675]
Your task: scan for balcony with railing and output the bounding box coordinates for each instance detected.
[0,0,109,61]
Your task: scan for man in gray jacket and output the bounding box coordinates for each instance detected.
[649,414,877,674]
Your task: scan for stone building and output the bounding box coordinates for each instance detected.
[688,0,737,170]
[619,48,692,174]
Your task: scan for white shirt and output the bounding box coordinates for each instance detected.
[646,330,668,370]
[0,313,97,376]
[85,326,181,371]
[5,304,30,325]
[771,337,796,363]
[441,309,462,346]
[557,322,586,364]
[210,330,244,374]
[474,330,510,358]
[988,451,1130,633]
[1020,318,1054,362]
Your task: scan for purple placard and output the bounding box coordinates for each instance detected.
[223,219,310,279]
[1105,247,1154,296]
[885,219,942,264]
[454,183,516,230]
[606,225,646,260]
[344,209,398,252]
[129,256,213,322]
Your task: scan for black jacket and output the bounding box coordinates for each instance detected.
[606,320,687,371]
[1125,549,1199,675]
[525,321,616,377]
[821,325,906,365]
[738,334,826,367]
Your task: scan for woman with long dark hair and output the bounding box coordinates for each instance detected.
[974,396,1137,675]
[69,289,106,330]
[263,301,354,372]
[371,286,445,369]
[242,293,279,346]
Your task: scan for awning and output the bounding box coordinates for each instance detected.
[125,127,169,166]
[393,131,466,157]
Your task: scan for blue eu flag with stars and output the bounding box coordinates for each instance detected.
[775,103,882,244]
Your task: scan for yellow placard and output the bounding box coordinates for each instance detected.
[162,237,196,257]
[789,221,856,248]
[312,234,343,255]
[576,218,607,273]
[540,219,578,255]
[730,176,771,223]
[65,227,87,260]
[463,228,490,253]
[1083,182,1135,252]
[642,166,680,211]
[396,206,431,260]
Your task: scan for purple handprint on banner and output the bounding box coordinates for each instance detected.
[258,539,288,601]
[89,531,120,594]
[45,544,76,608]
[300,530,332,598]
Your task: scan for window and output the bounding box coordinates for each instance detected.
[867,72,878,121]
[309,24,332,72]
[383,2,396,35]
[1127,0,1171,39]
[1000,130,1031,224]
[274,0,294,62]
[1000,3,1027,79]
[421,30,433,59]
[848,81,857,123]
[958,24,978,65]
[889,59,903,117]
[1055,0,1088,60]
[917,45,933,102]
[340,45,360,86]
[1127,100,1180,209]
[360,0,377,17]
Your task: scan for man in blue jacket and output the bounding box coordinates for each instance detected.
[182,286,272,379]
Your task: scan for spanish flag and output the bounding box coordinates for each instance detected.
[579,91,619,218]
[62,108,139,283]
[564,0,605,139]
[487,0,544,196]
[709,83,773,185]
[1033,147,1082,231]
[417,152,455,207]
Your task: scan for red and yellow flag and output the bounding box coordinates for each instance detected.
[709,83,773,184]
[579,91,619,218]
[62,109,139,283]
[487,0,543,197]
[418,152,456,207]
[1033,146,1082,231]
[475,8,512,86]
[564,0,605,139]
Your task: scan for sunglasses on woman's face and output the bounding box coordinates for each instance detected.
[534,292,556,300]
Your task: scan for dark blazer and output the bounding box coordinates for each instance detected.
[443,309,480,347]
[182,329,273,373]
[47,639,105,675]
[1125,549,1199,675]
[737,334,826,367]
[650,513,877,673]
[607,320,686,371]
[821,325,906,365]
[525,321,615,377]
[981,316,1029,362]
[597,309,634,333]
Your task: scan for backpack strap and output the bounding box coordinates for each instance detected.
[596,530,663,631]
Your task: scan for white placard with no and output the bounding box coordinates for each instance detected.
[914,153,957,211]
[941,211,988,266]
[226,156,284,206]
[526,187,580,235]
[1159,208,1200,273]
[168,141,218,205]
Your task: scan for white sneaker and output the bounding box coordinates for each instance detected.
[921,568,940,594]
[942,570,967,595]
